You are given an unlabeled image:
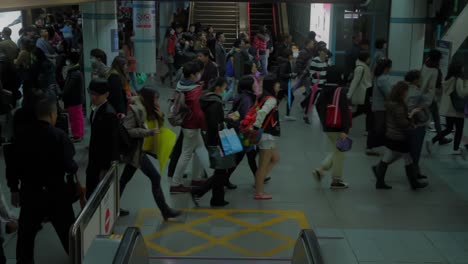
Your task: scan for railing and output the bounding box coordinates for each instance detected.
[113,227,149,264]
[291,229,325,264]
[69,162,120,264]
[236,2,240,39]
[187,1,195,30]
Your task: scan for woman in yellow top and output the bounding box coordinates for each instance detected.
[120,86,181,220]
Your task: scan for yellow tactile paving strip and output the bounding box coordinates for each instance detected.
[134,208,309,257]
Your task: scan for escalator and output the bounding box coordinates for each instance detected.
[83,228,324,264]
[249,2,276,37]
[190,1,239,49]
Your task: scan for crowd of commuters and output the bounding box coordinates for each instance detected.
[0,7,468,263]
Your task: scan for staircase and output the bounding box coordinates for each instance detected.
[249,2,275,37]
[191,1,239,49]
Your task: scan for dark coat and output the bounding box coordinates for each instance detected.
[199,92,224,146]
[87,102,120,174]
[277,57,292,91]
[9,120,78,204]
[385,101,413,142]
[215,42,226,76]
[295,48,315,76]
[62,64,84,107]
[201,61,219,90]
[107,73,128,115]
[232,90,256,119]
[316,85,351,134]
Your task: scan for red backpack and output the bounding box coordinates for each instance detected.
[239,96,272,133]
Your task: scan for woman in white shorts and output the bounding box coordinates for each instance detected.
[252,76,281,200]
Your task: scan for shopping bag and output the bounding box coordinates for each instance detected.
[336,137,353,152]
[219,128,243,155]
[207,146,237,170]
[154,127,177,172]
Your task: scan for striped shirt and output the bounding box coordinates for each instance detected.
[309,57,328,90]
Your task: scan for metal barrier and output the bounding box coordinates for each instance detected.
[69,162,120,264]
[291,229,324,264]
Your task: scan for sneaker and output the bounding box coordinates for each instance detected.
[330,181,349,189]
[365,149,380,156]
[425,140,432,155]
[191,180,206,187]
[254,193,272,200]
[312,169,323,182]
[210,200,229,207]
[170,185,191,194]
[284,115,297,121]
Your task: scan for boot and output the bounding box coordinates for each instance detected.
[372,162,392,189]
[405,164,428,190]
[153,188,181,221]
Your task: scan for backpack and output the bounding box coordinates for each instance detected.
[167,90,191,126]
[239,96,273,133]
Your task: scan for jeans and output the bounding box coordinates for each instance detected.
[432,116,465,151]
[321,132,345,180]
[259,54,268,76]
[171,128,211,186]
[429,100,442,133]
[224,77,237,103]
[407,126,426,164]
[120,154,170,214]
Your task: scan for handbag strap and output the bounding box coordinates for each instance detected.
[332,87,342,105]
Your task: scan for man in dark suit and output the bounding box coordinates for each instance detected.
[215,32,226,77]
[86,78,120,199]
[10,95,78,264]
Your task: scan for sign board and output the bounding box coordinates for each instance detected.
[437,40,452,78]
[135,9,155,29]
[100,181,116,235]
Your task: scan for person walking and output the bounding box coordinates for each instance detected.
[366,58,393,155]
[191,77,234,207]
[86,79,120,199]
[11,96,78,263]
[197,48,219,90]
[277,49,297,121]
[313,68,352,189]
[120,86,182,219]
[62,51,84,143]
[348,52,372,133]
[170,61,210,193]
[372,81,428,190]
[108,56,131,118]
[253,76,281,200]
[427,62,468,158]
[215,32,227,77]
[421,49,452,145]
[161,28,177,87]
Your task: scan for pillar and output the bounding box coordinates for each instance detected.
[388,0,427,80]
[133,1,157,81]
[80,0,119,114]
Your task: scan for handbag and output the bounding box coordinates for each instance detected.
[336,137,353,152]
[207,146,237,170]
[219,127,243,155]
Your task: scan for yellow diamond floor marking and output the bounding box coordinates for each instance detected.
[134,208,309,257]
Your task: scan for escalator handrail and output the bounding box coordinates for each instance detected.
[69,162,120,264]
[300,230,324,264]
[112,227,142,264]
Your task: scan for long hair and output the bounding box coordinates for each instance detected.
[388,81,409,105]
[110,56,128,78]
[238,76,255,93]
[138,86,162,122]
[374,58,392,77]
[262,75,278,98]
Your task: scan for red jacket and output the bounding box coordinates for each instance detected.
[176,81,205,129]
[254,35,267,52]
[168,35,176,56]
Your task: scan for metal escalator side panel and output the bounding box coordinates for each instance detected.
[112,227,149,264]
[292,229,325,264]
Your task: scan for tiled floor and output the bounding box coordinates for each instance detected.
[1,80,468,263]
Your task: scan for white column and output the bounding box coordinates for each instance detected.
[80,0,119,113]
[388,0,427,80]
[133,1,157,79]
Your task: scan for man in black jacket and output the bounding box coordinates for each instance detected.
[86,78,120,199]
[197,49,219,90]
[10,95,78,263]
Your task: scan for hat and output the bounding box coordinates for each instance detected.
[89,78,109,95]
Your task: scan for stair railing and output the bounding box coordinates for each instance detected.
[236,2,240,39]
[272,3,278,37]
[187,1,195,30]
